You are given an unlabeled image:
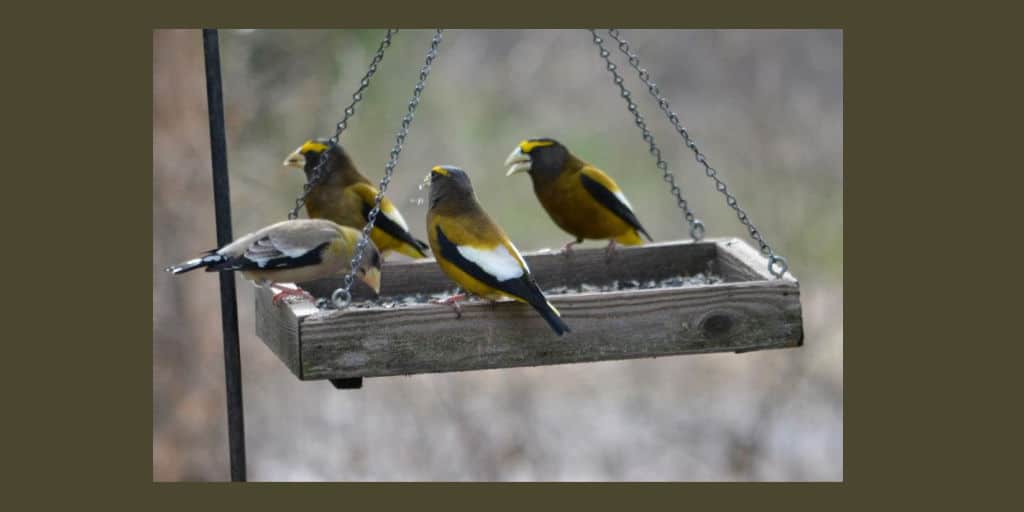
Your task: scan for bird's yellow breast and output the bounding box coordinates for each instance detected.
[306,185,364,228]
[534,170,637,242]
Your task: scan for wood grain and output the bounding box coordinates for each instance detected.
[252,237,803,381]
[253,289,318,378]
[715,238,798,283]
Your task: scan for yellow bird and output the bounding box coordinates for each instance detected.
[165,219,382,304]
[504,137,652,255]
[426,165,570,336]
[283,139,430,260]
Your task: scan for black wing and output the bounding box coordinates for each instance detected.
[206,239,329,272]
[362,203,429,256]
[436,226,569,335]
[579,173,653,241]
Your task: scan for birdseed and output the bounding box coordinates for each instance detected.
[340,273,723,310]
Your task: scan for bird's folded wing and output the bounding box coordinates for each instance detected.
[579,166,651,239]
[214,222,336,271]
[351,183,428,251]
[349,183,410,229]
[435,224,538,301]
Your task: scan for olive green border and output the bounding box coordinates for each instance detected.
[14,0,1010,506]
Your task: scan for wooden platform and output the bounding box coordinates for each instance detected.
[254,237,803,381]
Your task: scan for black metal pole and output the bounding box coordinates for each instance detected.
[202,28,247,482]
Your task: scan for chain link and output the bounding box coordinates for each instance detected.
[588,30,705,242]
[331,29,445,309]
[606,29,788,278]
[288,29,398,220]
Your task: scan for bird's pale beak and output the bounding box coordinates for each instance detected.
[282,147,305,169]
[360,267,382,295]
[504,147,532,176]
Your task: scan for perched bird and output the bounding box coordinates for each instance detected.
[426,165,570,336]
[283,139,430,259]
[504,137,652,256]
[165,219,382,305]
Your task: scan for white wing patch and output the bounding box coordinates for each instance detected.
[246,236,313,267]
[504,240,531,274]
[457,244,525,281]
[381,202,410,230]
[613,190,634,211]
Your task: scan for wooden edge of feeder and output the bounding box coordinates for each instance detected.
[299,236,724,301]
[253,237,803,381]
[254,290,319,378]
[714,237,799,284]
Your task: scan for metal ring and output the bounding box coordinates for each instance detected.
[768,255,789,278]
[689,220,706,241]
[332,289,352,310]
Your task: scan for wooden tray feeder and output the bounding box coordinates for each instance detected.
[250,30,805,388]
[255,237,803,384]
[197,30,807,481]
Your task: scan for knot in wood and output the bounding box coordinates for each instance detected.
[700,313,734,336]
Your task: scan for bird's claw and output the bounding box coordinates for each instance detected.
[431,293,466,318]
[561,240,580,258]
[604,240,619,263]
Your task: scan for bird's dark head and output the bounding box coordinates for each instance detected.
[283,138,352,181]
[428,165,476,209]
[504,137,570,180]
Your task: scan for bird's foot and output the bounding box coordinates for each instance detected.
[271,285,315,306]
[560,240,580,257]
[431,293,467,318]
[604,240,619,262]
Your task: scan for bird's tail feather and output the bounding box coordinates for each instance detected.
[530,299,571,336]
[413,238,430,257]
[165,254,225,274]
[394,239,431,259]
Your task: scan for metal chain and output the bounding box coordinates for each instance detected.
[330,29,445,310]
[588,29,705,242]
[288,29,398,220]
[606,29,789,278]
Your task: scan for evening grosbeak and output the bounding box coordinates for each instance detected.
[504,137,652,255]
[283,139,430,259]
[165,219,382,304]
[426,165,570,336]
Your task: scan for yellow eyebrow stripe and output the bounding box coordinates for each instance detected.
[431,166,450,176]
[300,141,329,154]
[519,140,555,153]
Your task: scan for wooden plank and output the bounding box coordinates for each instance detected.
[253,287,317,378]
[252,237,804,381]
[299,238,722,301]
[295,280,800,379]
[715,237,798,284]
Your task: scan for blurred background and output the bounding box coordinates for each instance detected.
[153,29,842,481]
